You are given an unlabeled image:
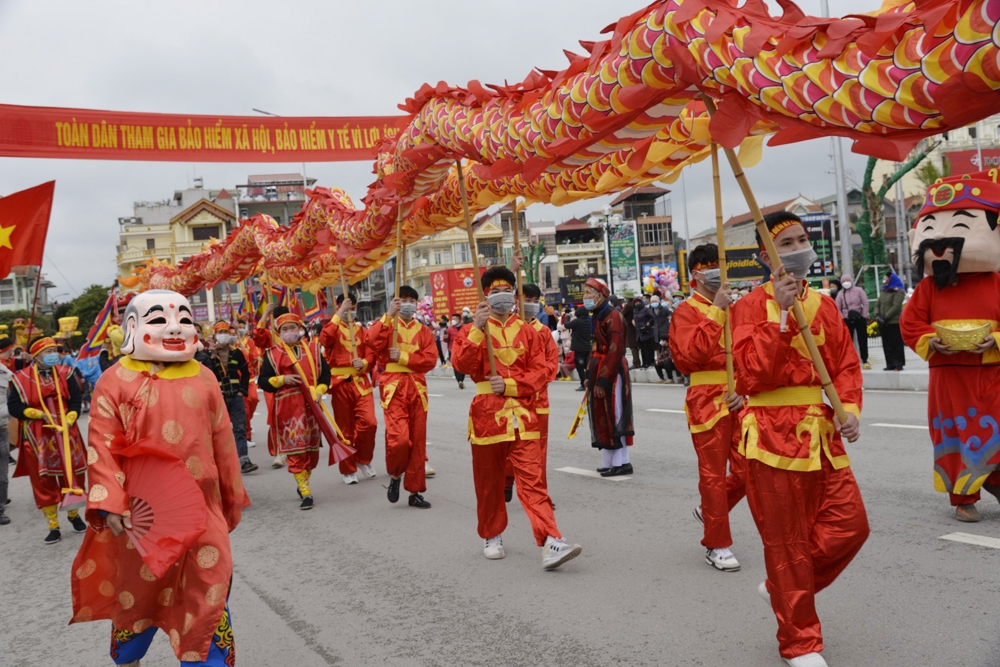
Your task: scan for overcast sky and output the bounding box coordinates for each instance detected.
[0,0,879,298]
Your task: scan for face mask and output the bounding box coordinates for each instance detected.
[583,298,596,311]
[237,327,247,336]
[651,302,660,308]
[280,330,302,345]
[216,333,232,346]
[701,268,722,291]
[522,302,541,320]
[451,319,459,326]
[777,246,818,280]
[487,292,515,314]
[399,302,417,319]
[41,353,60,367]
[842,281,853,290]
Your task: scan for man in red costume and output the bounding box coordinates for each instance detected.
[900,170,1000,522]
[367,286,436,508]
[452,266,582,569]
[733,212,868,667]
[234,317,260,444]
[259,312,330,510]
[582,277,634,476]
[320,291,378,485]
[669,243,746,573]
[70,289,250,666]
[9,335,88,544]
[253,303,286,469]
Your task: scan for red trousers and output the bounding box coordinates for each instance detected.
[18,445,86,509]
[472,432,559,546]
[244,382,259,440]
[330,381,377,475]
[745,458,869,659]
[504,411,550,490]
[691,411,746,548]
[287,450,319,475]
[383,380,426,494]
[951,469,1000,505]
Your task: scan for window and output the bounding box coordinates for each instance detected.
[624,201,656,219]
[563,260,579,277]
[640,222,672,247]
[479,242,500,259]
[454,243,471,263]
[544,265,552,287]
[146,238,155,250]
[0,280,14,305]
[434,250,442,265]
[192,226,220,241]
[443,250,452,264]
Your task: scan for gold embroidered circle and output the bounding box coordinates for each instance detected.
[125,538,135,550]
[158,587,174,606]
[162,420,184,444]
[75,559,96,580]
[94,528,111,543]
[196,545,219,569]
[89,485,108,503]
[114,472,126,487]
[169,628,180,649]
[132,618,152,633]
[139,564,157,582]
[183,612,195,634]
[118,591,134,609]
[136,383,159,408]
[96,396,116,419]
[181,385,202,408]
[205,582,227,606]
[98,580,115,597]
[186,456,204,480]
[75,606,93,622]
[181,652,202,661]
[115,366,139,383]
[86,446,99,465]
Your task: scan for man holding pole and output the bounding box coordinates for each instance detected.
[321,291,378,485]
[732,211,868,667]
[669,243,745,572]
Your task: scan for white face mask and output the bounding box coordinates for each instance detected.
[399,302,417,319]
[522,302,541,320]
[215,333,232,346]
[777,246,819,280]
[487,292,515,314]
[842,281,853,290]
[280,330,302,345]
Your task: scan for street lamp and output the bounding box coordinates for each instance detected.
[588,207,623,295]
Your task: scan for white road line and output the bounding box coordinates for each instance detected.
[870,423,926,430]
[647,408,686,415]
[556,466,632,481]
[939,532,1000,550]
[428,394,444,397]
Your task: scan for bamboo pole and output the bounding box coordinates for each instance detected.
[711,144,736,396]
[338,263,357,357]
[701,96,849,428]
[392,205,404,349]
[510,198,525,316]
[456,160,497,376]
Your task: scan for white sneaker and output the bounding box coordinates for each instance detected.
[705,547,740,572]
[425,462,436,478]
[542,536,582,570]
[784,652,827,667]
[358,463,377,479]
[343,473,358,485]
[271,455,286,469]
[248,441,256,448]
[758,581,771,606]
[484,535,505,560]
[693,506,704,524]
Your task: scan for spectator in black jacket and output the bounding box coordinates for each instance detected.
[650,295,671,342]
[197,321,257,473]
[633,298,656,368]
[566,306,592,391]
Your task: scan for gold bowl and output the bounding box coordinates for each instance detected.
[934,322,992,351]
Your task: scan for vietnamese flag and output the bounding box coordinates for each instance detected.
[0,181,54,278]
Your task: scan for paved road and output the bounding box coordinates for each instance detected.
[1,378,998,667]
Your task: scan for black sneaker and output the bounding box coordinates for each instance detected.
[596,467,610,474]
[387,477,401,504]
[7,454,14,465]
[44,529,61,545]
[619,463,634,475]
[70,515,87,533]
[299,495,314,510]
[4,498,9,505]
[408,493,431,509]
[504,477,514,503]
[600,466,625,477]
[241,460,259,474]
[0,514,9,525]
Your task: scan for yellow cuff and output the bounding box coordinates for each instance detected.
[381,314,392,326]
[66,411,78,426]
[268,376,285,389]
[467,327,485,345]
[915,332,936,361]
[331,314,343,326]
[23,408,43,420]
[503,378,518,397]
[360,359,369,373]
[843,403,861,420]
[705,305,727,326]
[316,384,328,395]
[398,351,410,367]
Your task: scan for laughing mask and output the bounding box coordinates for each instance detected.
[120,290,199,362]
[910,171,1000,287]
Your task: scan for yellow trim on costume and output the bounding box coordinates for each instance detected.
[503,377,518,397]
[467,326,486,345]
[748,386,823,407]
[537,407,550,414]
[476,382,494,395]
[689,370,728,386]
[268,376,285,388]
[475,378,519,396]
[329,366,359,376]
[740,406,851,472]
[384,363,412,373]
[120,356,201,379]
[915,332,936,361]
[397,350,410,367]
[843,402,861,420]
[761,282,825,359]
[687,406,729,434]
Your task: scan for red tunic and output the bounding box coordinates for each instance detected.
[11,364,87,481]
[586,303,633,450]
[320,314,375,397]
[263,341,325,456]
[366,316,437,410]
[528,319,559,415]
[70,357,250,662]
[900,272,1000,496]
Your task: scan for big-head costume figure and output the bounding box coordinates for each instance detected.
[900,170,1000,523]
[70,289,250,666]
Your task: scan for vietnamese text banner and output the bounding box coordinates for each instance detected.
[0,104,408,162]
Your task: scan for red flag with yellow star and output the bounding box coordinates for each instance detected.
[0,181,54,277]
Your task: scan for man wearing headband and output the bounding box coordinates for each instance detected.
[320,291,378,485]
[581,276,634,477]
[732,211,867,667]
[0,336,15,526]
[259,312,331,509]
[8,335,88,544]
[70,289,250,666]
[452,267,582,569]
[901,170,1000,522]
[368,285,437,509]
[669,244,746,573]
[197,321,257,474]
[256,303,289,469]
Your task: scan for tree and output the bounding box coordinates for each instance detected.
[67,284,114,331]
[914,155,950,190]
[520,242,547,285]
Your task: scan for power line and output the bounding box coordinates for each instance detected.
[43,254,79,296]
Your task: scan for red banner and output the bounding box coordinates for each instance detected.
[0,104,408,162]
[946,149,1000,175]
[429,268,486,319]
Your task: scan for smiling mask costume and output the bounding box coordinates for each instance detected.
[901,171,1000,515]
[71,288,249,665]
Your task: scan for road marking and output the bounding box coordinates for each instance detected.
[870,423,925,430]
[428,394,444,397]
[647,408,686,415]
[939,532,1000,550]
[556,467,632,481]
[865,389,928,395]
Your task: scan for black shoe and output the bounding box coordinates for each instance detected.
[4,498,9,505]
[619,463,633,475]
[600,466,625,477]
[387,477,401,504]
[575,386,586,391]
[504,477,514,503]
[0,514,9,525]
[70,515,87,533]
[596,467,610,474]
[408,493,431,509]
[458,381,465,389]
[44,529,61,545]
[240,460,259,474]
[7,454,13,465]
[299,495,314,510]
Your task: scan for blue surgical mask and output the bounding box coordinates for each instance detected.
[41,353,60,367]
[651,302,660,309]
[583,298,596,311]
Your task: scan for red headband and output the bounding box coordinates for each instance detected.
[213,321,232,333]
[275,313,303,329]
[767,219,803,243]
[487,279,513,290]
[691,261,719,272]
[29,337,56,356]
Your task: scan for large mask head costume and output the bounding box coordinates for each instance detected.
[120,290,199,362]
[910,170,1000,288]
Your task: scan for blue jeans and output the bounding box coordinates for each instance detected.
[223,393,249,463]
[111,602,234,666]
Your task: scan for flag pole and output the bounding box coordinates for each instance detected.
[456,160,497,376]
[710,144,736,396]
[338,262,358,357]
[701,96,848,427]
[510,198,525,316]
[26,265,43,336]
[392,205,404,349]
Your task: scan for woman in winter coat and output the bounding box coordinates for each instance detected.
[875,271,907,371]
[632,298,656,368]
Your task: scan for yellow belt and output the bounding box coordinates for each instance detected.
[748,386,823,407]
[384,363,412,373]
[329,366,359,376]
[689,370,728,387]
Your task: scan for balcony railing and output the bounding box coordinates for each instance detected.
[556,242,605,254]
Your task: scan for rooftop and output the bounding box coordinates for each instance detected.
[723,196,822,228]
[609,185,670,207]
